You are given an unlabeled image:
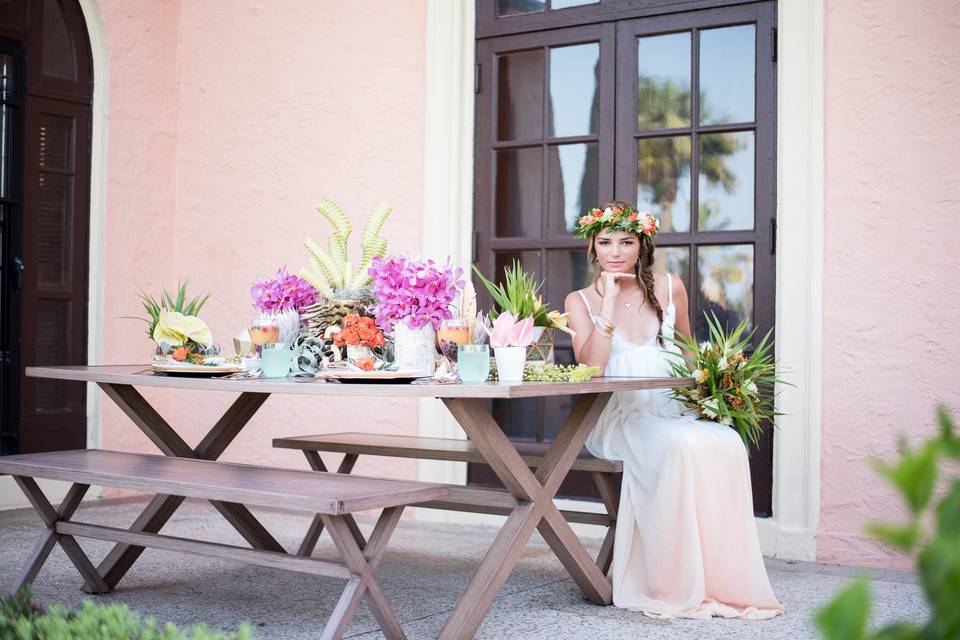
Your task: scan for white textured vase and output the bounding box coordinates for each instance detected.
[393,321,436,377]
[494,346,526,382]
[261,309,301,346]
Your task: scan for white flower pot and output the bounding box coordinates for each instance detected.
[494,346,526,382]
[394,321,436,377]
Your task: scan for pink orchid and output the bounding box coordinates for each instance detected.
[488,312,534,348]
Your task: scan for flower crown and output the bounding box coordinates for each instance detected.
[574,205,660,239]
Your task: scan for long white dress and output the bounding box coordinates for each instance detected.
[580,275,783,619]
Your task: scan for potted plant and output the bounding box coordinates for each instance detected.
[471,260,573,363]
[368,254,464,377]
[298,197,393,337]
[486,312,534,382]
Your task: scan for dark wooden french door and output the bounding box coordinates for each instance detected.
[0,0,92,455]
[471,0,777,515]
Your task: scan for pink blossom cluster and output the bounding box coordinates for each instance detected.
[250,267,318,314]
[368,255,464,332]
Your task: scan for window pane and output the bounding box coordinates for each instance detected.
[637,32,691,131]
[41,0,78,81]
[497,50,543,140]
[636,136,691,232]
[494,250,541,286]
[699,25,755,125]
[495,147,542,237]
[548,143,598,234]
[546,249,591,307]
[548,43,599,137]
[37,173,73,288]
[696,244,753,338]
[652,246,690,286]
[0,53,14,100]
[497,0,545,17]
[698,131,754,231]
[552,0,597,7]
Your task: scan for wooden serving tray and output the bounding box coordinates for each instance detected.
[322,369,421,383]
[151,363,245,377]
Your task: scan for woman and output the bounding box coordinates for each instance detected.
[564,201,783,620]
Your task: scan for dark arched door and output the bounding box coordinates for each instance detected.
[0,0,92,455]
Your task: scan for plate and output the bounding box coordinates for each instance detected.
[150,363,246,377]
[323,369,421,383]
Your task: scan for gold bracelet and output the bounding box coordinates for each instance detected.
[592,316,615,338]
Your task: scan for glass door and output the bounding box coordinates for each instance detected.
[614,3,777,513]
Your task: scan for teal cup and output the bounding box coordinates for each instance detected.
[260,343,292,378]
[457,344,490,383]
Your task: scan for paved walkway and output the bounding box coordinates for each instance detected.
[0,498,926,639]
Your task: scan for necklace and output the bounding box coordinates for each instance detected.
[623,289,646,310]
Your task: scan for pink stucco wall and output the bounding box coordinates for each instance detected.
[818,0,960,568]
[95,1,427,483]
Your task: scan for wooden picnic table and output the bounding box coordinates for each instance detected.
[26,365,692,640]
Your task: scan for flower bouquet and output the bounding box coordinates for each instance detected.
[331,315,385,371]
[250,267,317,345]
[368,255,464,377]
[472,260,573,363]
[666,313,786,447]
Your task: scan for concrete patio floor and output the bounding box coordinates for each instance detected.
[0,497,926,639]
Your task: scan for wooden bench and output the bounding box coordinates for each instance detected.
[0,449,449,640]
[273,432,623,573]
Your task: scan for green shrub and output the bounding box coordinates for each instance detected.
[816,406,960,640]
[0,587,253,639]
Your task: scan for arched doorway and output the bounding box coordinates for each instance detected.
[0,0,93,455]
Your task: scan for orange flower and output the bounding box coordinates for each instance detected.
[355,356,375,371]
[171,346,189,361]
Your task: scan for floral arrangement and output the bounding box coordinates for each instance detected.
[573,204,659,239]
[131,281,210,340]
[667,313,785,447]
[367,255,464,332]
[300,197,393,299]
[471,260,573,335]
[250,267,318,314]
[128,281,220,365]
[332,315,385,350]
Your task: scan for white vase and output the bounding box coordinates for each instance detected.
[494,346,526,382]
[261,308,301,346]
[394,321,436,377]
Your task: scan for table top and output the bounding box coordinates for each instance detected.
[27,365,693,399]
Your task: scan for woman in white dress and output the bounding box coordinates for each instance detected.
[564,201,783,619]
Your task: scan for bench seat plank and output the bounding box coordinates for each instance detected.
[273,432,624,473]
[0,450,447,515]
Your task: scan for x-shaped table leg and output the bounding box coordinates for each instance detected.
[319,506,407,640]
[90,383,279,591]
[10,478,109,595]
[437,393,613,640]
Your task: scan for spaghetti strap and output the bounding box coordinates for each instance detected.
[577,290,594,316]
[666,273,673,306]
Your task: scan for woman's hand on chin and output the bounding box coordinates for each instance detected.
[600,271,635,301]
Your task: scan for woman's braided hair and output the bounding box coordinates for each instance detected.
[586,200,664,346]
